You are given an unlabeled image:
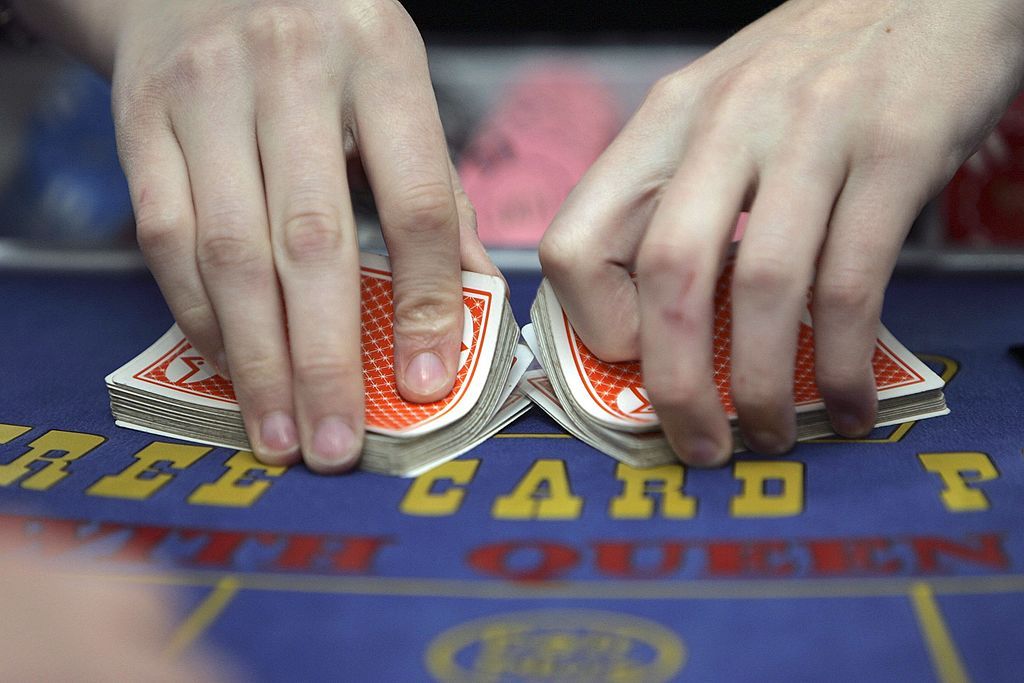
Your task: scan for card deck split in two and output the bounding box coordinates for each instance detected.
[523,260,948,467]
[107,253,526,476]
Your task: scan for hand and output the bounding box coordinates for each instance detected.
[0,552,229,681]
[540,0,1024,465]
[15,0,497,473]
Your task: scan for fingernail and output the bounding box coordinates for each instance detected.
[404,351,449,396]
[260,411,297,455]
[833,411,869,437]
[687,437,728,467]
[311,416,357,467]
[216,351,230,379]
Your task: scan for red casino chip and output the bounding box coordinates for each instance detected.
[943,93,1024,245]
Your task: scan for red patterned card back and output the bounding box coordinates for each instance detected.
[135,267,492,433]
[567,263,921,421]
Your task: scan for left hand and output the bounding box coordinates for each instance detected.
[540,0,1024,466]
[12,0,499,473]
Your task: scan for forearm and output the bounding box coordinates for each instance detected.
[10,0,127,75]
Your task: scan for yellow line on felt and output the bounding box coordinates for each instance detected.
[811,420,915,444]
[909,581,970,683]
[921,354,960,383]
[494,433,572,439]
[164,575,241,659]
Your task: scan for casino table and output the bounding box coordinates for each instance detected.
[1,264,1022,682]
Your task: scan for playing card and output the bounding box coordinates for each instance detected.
[358,253,507,437]
[109,253,508,439]
[501,344,534,405]
[536,261,945,433]
[519,368,673,465]
[520,370,586,441]
[400,344,535,478]
[520,323,541,367]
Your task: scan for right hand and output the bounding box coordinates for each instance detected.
[32,0,497,473]
[539,0,1024,466]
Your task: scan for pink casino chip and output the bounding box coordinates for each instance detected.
[459,65,621,248]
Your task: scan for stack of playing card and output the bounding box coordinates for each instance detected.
[522,261,949,468]
[107,253,530,477]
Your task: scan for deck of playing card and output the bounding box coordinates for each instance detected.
[107,253,528,477]
[523,261,949,467]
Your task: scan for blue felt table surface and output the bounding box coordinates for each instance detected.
[1,267,1023,682]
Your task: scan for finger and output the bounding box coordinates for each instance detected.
[541,78,691,361]
[116,114,224,375]
[254,16,362,474]
[355,53,464,404]
[730,155,845,453]
[448,157,501,281]
[812,169,930,437]
[172,84,296,467]
[637,142,754,467]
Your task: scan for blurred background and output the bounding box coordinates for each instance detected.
[1,0,1021,272]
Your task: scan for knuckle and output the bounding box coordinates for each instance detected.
[345,0,417,48]
[173,33,245,88]
[636,243,697,281]
[734,254,798,297]
[173,299,217,344]
[815,271,878,317]
[246,5,321,62]
[197,224,266,274]
[706,67,760,108]
[793,71,852,117]
[280,211,343,265]
[389,182,458,235]
[643,70,692,110]
[229,354,286,395]
[393,293,461,341]
[637,248,707,331]
[135,209,188,258]
[538,228,579,280]
[292,354,359,389]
